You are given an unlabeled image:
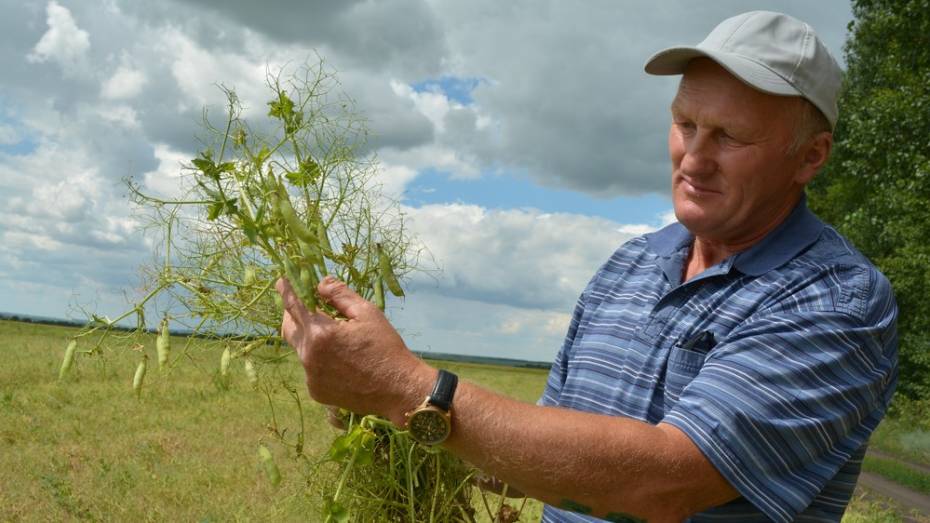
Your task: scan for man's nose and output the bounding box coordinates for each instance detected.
[680,131,717,177]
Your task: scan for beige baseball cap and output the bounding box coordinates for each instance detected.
[644,11,843,129]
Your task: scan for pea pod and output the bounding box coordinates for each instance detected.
[376,243,404,297]
[282,257,303,292]
[315,210,333,255]
[276,188,316,245]
[243,358,258,387]
[243,265,257,286]
[284,256,315,309]
[156,318,170,370]
[299,266,318,310]
[220,346,232,377]
[297,238,326,273]
[59,339,78,380]
[133,355,147,399]
[258,445,281,487]
[373,274,385,311]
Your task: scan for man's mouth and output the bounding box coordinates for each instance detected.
[679,177,721,196]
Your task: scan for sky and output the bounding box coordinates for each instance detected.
[0,1,854,361]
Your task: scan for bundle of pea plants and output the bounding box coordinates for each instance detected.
[55,62,523,523]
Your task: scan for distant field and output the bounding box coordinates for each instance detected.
[0,319,915,521]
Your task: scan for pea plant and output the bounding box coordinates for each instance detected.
[56,61,525,522]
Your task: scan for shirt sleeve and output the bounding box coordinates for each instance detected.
[538,284,590,407]
[539,252,615,407]
[662,304,898,522]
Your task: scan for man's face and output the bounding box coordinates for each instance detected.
[668,59,807,244]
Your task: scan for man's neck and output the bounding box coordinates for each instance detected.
[683,194,802,282]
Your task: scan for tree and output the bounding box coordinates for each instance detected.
[808,0,930,399]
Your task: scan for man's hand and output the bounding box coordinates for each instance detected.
[276,276,434,426]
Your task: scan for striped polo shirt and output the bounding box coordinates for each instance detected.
[540,197,898,522]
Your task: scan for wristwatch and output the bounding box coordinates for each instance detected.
[405,369,458,445]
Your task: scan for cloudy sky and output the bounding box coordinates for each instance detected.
[0,1,853,361]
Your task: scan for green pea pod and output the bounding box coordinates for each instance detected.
[299,266,318,311]
[316,217,333,255]
[263,172,280,197]
[373,274,385,311]
[283,257,302,291]
[133,355,147,399]
[297,238,325,270]
[243,358,258,387]
[220,346,231,377]
[276,188,317,245]
[258,445,281,487]
[376,243,404,297]
[59,339,77,380]
[243,265,257,286]
[156,319,170,370]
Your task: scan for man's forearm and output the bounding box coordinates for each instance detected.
[402,376,736,521]
[275,278,736,520]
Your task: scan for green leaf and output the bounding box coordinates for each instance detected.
[327,433,353,462]
[206,198,238,221]
[267,92,295,120]
[285,170,311,188]
[207,202,223,221]
[241,219,258,245]
[301,158,321,180]
[323,498,349,523]
[192,152,222,180]
[254,146,271,168]
[354,430,376,466]
[191,158,213,171]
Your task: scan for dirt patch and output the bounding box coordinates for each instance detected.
[857,471,930,521]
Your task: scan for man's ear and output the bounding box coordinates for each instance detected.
[794,131,833,185]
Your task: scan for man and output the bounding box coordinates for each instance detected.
[277,11,898,522]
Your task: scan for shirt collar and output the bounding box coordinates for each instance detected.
[645,194,825,278]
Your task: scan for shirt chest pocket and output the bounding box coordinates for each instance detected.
[664,341,711,405]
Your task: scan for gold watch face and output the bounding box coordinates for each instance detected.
[407,408,450,445]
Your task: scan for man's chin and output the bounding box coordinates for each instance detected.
[673,203,720,235]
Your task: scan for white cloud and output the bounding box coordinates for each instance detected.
[382,80,483,181]
[617,223,657,236]
[26,1,90,73]
[101,64,147,100]
[660,210,677,226]
[403,203,634,311]
[140,143,193,201]
[97,104,140,128]
[377,163,420,201]
[159,28,276,118]
[391,80,455,133]
[389,290,573,361]
[0,0,854,359]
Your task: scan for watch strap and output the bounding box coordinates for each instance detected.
[428,369,458,412]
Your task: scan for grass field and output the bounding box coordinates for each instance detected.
[0,319,916,521]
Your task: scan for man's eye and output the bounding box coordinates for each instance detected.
[720,132,744,145]
[676,121,696,132]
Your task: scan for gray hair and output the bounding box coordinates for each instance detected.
[787,98,832,155]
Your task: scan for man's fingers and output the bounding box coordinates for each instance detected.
[318,276,373,320]
[280,308,298,348]
[276,278,309,327]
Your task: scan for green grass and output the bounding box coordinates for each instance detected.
[0,319,913,522]
[869,407,930,468]
[863,455,930,496]
[0,319,547,522]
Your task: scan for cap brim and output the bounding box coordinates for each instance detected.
[644,46,801,97]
